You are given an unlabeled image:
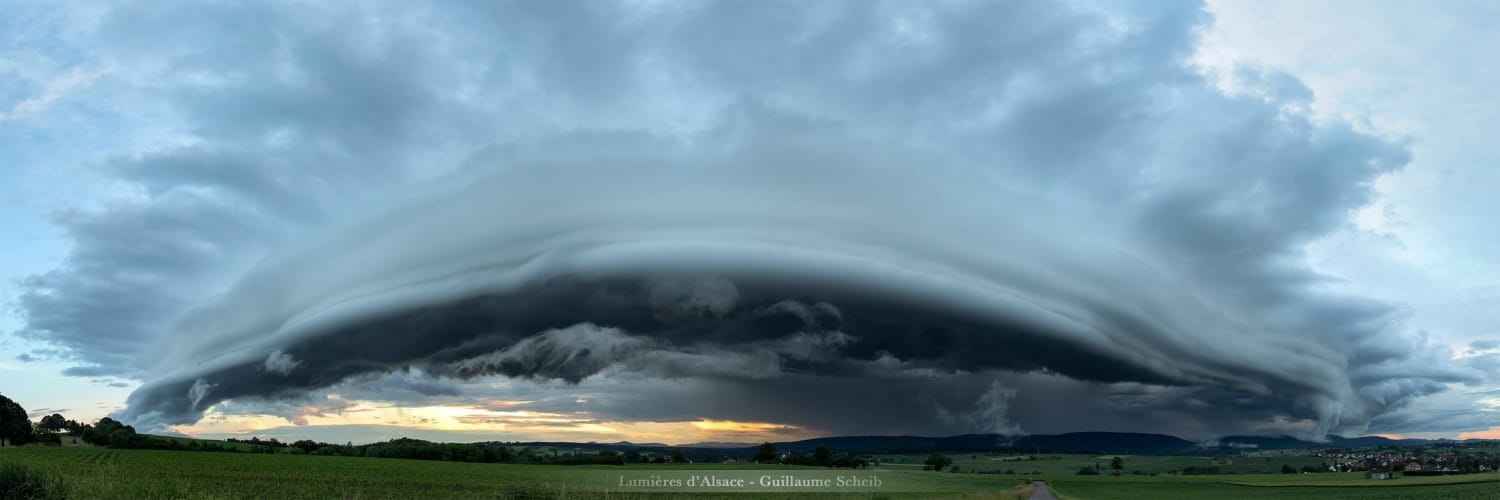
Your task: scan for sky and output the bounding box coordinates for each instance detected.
[1,0,1497,445]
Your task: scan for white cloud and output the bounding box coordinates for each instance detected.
[0,66,105,122]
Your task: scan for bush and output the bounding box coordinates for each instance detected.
[923,453,952,472]
[0,462,67,499]
[31,430,62,447]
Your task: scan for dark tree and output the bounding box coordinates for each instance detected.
[32,428,62,446]
[83,417,138,448]
[109,429,135,448]
[1110,456,1125,475]
[754,442,779,464]
[38,414,68,432]
[598,449,625,465]
[924,453,952,472]
[0,394,32,446]
[292,439,321,453]
[1281,464,1296,474]
[813,446,832,467]
[671,449,687,464]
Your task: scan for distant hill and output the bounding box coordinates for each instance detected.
[681,442,758,448]
[1013,432,1192,454]
[605,440,671,448]
[495,432,1492,458]
[756,432,1190,455]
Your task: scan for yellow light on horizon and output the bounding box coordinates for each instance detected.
[691,419,800,433]
[172,400,819,445]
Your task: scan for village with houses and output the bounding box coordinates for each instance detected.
[1311,442,1500,478]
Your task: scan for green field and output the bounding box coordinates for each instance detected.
[876,452,1327,475]
[0,447,1029,499]
[4,446,1498,499]
[1042,472,1500,499]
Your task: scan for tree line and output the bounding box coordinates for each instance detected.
[752,442,872,468]
[251,437,701,465]
[1,394,60,447]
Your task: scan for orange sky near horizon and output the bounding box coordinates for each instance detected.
[1457,427,1500,440]
[171,402,821,445]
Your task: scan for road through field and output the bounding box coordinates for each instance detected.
[1028,481,1058,500]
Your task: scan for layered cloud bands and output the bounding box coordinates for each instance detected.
[15,0,1481,437]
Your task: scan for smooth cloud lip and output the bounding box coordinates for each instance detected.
[122,147,1366,433]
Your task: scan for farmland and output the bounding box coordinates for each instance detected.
[878,451,1500,499]
[5,446,1500,499]
[1043,472,1500,499]
[0,446,1030,499]
[874,452,1329,475]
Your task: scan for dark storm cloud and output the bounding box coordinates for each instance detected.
[17,0,1484,438]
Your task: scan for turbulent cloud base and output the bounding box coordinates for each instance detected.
[12,0,1488,439]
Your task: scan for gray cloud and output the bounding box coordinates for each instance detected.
[26,408,69,418]
[936,380,1025,437]
[451,324,650,383]
[14,0,1485,440]
[262,350,301,376]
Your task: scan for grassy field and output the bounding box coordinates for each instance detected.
[1048,479,1500,499]
[4,446,1498,499]
[1038,471,1500,499]
[0,446,1029,499]
[876,452,1327,475]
